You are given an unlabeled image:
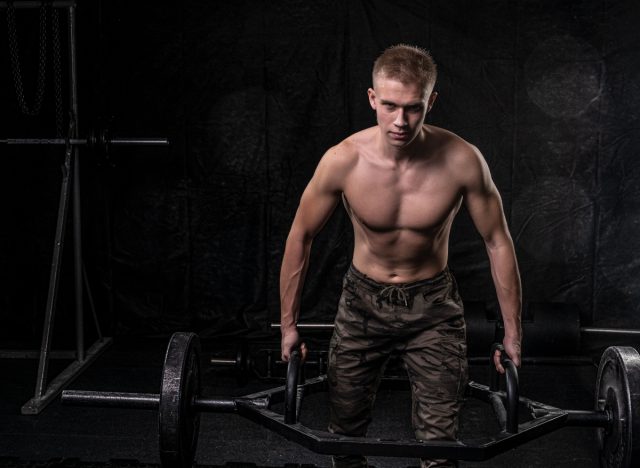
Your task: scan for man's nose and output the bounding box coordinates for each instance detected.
[393,108,408,127]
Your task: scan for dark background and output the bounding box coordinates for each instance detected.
[1,0,639,347]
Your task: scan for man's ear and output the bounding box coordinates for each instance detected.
[367,88,376,110]
[426,91,438,113]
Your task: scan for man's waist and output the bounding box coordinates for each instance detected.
[347,263,450,291]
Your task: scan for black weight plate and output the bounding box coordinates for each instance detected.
[235,340,249,385]
[464,301,496,356]
[596,346,640,468]
[159,332,201,468]
[523,302,581,356]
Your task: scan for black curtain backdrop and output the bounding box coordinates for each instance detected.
[1,0,640,343]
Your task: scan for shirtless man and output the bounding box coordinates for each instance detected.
[280,44,522,468]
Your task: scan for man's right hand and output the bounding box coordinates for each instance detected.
[493,334,522,374]
[281,327,307,362]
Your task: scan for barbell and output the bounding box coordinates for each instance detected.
[268,300,498,357]
[270,301,640,357]
[1,126,169,156]
[209,344,327,384]
[206,302,496,383]
[61,330,640,467]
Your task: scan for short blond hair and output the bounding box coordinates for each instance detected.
[372,44,437,91]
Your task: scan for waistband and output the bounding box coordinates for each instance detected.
[347,263,450,293]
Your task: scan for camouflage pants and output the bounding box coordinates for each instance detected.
[328,265,468,468]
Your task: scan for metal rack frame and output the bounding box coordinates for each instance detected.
[0,0,112,415]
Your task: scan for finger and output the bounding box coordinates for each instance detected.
[494,350,505,374]
[300,342,308,362]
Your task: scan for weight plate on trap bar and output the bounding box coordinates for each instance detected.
[235,340,250,385]
[596,346,640,468]
[159,332,201,468]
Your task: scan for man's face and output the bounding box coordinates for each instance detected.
[367,76,437,148]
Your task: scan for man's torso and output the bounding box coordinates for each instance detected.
[338,125,468,283]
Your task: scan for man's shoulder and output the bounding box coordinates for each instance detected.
[427,125,476,152]
[427,125,483,166]
[321,128,374,167]
[423,126,489,191]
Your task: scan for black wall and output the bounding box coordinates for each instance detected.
[2,0,640,344]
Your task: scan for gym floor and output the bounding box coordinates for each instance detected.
[0,337,605,468]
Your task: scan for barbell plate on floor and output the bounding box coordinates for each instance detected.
[159,332,201,468]
[595,346,640,468]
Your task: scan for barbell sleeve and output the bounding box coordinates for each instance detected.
[561,410,611,428]
[62,389,268,413]
[62,390,160,409]
[209,358,237,366]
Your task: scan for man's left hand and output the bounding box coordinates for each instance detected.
[493,335,522,374]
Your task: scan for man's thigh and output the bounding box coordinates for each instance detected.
[401,320,468,440]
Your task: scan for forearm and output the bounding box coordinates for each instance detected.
[486,239,522,340]
[279,233,313,333]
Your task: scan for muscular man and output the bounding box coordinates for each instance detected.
[280,44,522,468]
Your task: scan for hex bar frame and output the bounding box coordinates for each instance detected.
[62,374,609,462]
[235,377,571,461]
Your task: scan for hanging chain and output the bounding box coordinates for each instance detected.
[6,1,49,116]
[51,6,65,136]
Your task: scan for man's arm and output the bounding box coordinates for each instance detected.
[462,146,522,372]
[280,147,346,361]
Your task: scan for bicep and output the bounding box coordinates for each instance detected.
[289,152,344,241]
[466,186,510,247]
[290,180,341,240]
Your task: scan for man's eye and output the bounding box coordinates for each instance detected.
[408,106,423,113]
[384,104,396,110]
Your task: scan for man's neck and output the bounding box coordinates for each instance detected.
[378,125,428,163]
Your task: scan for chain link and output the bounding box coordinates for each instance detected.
[6,1,49,116]
[51,6,65,136]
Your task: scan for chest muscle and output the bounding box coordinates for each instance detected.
[344,169,461,233]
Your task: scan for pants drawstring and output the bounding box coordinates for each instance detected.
[378,284,409,307]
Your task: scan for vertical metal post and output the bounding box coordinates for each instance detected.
[68,4,84,361]
[33,146,74,400]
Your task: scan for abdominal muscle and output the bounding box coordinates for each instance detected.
[348,208,454,284]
